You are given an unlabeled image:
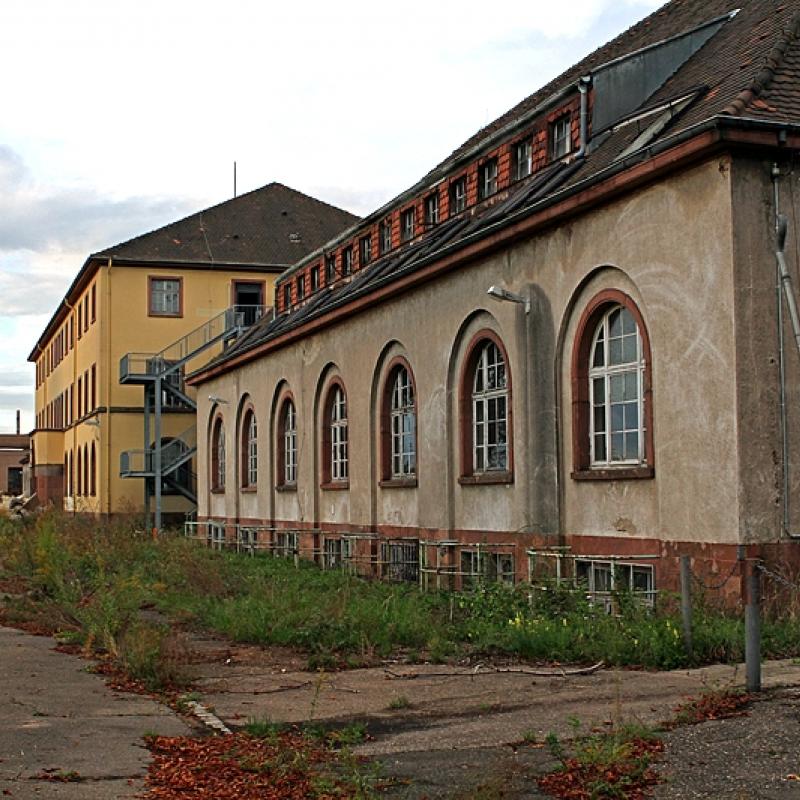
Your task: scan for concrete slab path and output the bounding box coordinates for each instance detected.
[0,626,190,799]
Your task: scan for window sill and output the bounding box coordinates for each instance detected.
[240,486,258,494]
[571,466,654,481]
[458,471,514,486]
[210,487,225,494]
[320,480,349,491]
[275,483,297,493]
[148,311,183,318]
[379,477,418,489]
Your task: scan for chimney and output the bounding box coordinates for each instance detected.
[16,410,20,435]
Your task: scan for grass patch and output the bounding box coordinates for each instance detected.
[387,695,412,710]
[538,721,664,799]
[3,512,800,680]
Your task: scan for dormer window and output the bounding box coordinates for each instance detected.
[282,283,291,312]
[325,253,337,284]
[310,265,320,292]
[296,274,305,301]
[401,208,415,242]
[478,159,498,200]
[424,192,440,227]
[342,245,353,276]
[513,139,532,180]
[359,234,372,267]
[450,177,467,215]
[551,114,571,159]
[380,219,392,254]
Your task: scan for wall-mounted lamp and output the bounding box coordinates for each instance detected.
[208,395,230,405]
[487,285,530,314]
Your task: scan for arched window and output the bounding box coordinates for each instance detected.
[211,416,226,490]
[283,400,297,485]
[321,382,348,485]
[571,290,653,478]
[90,442,96,496]
[460,334,512,480]
[241,409,257,488]
[381,361,417,481]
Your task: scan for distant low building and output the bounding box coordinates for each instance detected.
[188,0,800,596]
[0,434,29,497]
[28,183,358,520]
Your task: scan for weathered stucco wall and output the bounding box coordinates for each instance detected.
[198,156,749,549]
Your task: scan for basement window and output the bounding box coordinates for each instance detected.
[274,530,298,559]
[575,559,655,610]
[381,539,419,583]
[550,114,572,160]
[460,549,514,589]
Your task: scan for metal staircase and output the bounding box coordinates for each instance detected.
[120,306,265,530]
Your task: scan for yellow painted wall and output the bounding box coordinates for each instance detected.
[33,260,278,516]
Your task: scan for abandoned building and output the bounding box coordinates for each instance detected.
[190,0,800,596]
[28,184,357,520]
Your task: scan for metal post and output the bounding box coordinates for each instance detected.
[143,384,151,531]
[745,565,762,693]
[680,555,693,661]
[154,376,162,533]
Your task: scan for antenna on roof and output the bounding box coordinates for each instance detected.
[233,161,237,198]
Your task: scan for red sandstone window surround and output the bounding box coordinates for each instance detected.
[210,415,226,491]
[276,394,297,489]
[379,358,418,487]
[570,289,654,480]
[240,406,258,489]
[458,331,513,485]
[320,379,348,488]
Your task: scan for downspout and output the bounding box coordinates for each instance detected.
[574,76,591,159]
[772,162,800,537]
[105,259,113,518]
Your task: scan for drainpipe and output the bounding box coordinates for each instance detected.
[575,76,591,159]
[772,162,800,538]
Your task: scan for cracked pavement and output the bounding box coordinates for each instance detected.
[0,626,190,799]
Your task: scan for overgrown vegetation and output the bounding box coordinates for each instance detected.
[2,512,800,689]
[538,720,664,799]
[144,727,381,799]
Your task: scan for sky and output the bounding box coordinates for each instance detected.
[0,0,662,434]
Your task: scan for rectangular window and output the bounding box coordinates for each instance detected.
[550,114,571,159]
[296,274,305,301]
[478,158,498,199]
[379,219,392,254]
[91,284,96,322]
[401,208,415,242]
[149,277,182,316]
[450,177,467,215]
[513,139,532,180]
[91,364,96,411]
[83,296,89,331]
[424,192,439,227]
[342,246,353,276]
[380,540,419,583]
[282,283,291,311]
[284,403,297,485]
[325,253,337,284]
[77,377,82,418]
[575,560,655,610]
[77,306,82,339]
[359,235,372,267]
[310,265,320,293]
[461,550,514,588]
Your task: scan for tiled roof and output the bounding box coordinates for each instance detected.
[94,182,358,266]
[196,0,800,379]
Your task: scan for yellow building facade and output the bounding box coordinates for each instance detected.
[29,183,357,519]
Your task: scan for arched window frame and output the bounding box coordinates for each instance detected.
[240,406,258,489]
[210,415,226,491]
[276,394,298,488]
[570,289,654,480]
[380,358,418,486]
[458,331,513,484]
[320,379,348,488]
